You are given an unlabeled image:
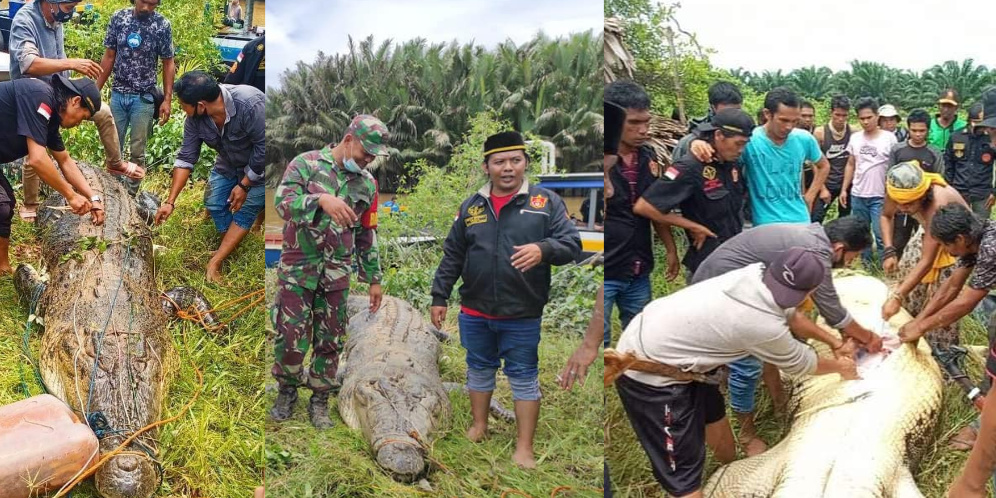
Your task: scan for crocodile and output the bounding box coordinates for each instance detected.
[337,295,452,482]
[12,165,181,498]
[703,274,944,497]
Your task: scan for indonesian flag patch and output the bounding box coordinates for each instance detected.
[236,51,245,63]
[664,166,680,180]
[36,102,52,120]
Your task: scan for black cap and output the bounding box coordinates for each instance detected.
[968,102,984,121]
[762,247,826,309]
[483,131,526,156]
[698,108,755,137]
[53,74,101,116]
[979,86,996,129]
[605,100,625,155]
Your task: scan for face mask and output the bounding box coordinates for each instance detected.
[343,142,362,173]
[52,4,74,23]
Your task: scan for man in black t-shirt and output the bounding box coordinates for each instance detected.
[0,74,105,272]
[633,108,754,276]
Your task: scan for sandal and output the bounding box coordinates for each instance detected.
[108,161,146,180]
[18,204,37,222]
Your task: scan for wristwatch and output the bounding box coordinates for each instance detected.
[236,183,250,192]
[90,195,102,203]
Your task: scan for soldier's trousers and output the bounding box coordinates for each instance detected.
[271,284,350,393]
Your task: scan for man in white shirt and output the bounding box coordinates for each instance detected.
[841,98,898,268]
[612,248,859,498]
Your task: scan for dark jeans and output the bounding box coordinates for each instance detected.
[811,184,851,223]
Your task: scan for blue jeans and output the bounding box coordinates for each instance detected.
[110,91,154,194]
[850,195,884,268]
[205,170,265,232]
[728,356,762,413]
[604,274,652,348]
[458,313,542,401]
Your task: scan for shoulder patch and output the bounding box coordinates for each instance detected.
[649,160,660,177]
[36,102,51,120]
[664,166,680,180]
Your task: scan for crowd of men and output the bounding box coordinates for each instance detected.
[605,78,996,497]
[1,0,266,283]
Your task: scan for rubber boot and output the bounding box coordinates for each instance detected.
[269,385,298,421]
[309,391,335,429]
[735,411,767,457]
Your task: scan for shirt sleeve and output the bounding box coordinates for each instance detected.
[103,12,119,49]
[159,19,175,59]
[811,258,852,329]
[804,132,823,163]
[969,240,996,290]
[173,118,202,169]
[431,202,470,307]
[537,193,582,265]
[9,15,40,75]
[244,96,265,182]
[639,163,698,215]
[274,155,322,222]
[747,329,819,377]
[15,88,54,147]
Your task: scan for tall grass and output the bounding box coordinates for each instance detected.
[0,171,265,497]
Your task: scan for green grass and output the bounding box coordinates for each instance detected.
[264,270,604,498]
[0,170,265,497]
[605,243,995,497]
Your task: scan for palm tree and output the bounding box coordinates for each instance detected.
[922,59,996,107]
[790,66,833,99]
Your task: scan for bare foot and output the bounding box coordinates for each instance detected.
[947,425,977,451]
[512,448,536,469]
[205,261,224,283]
[466,424,487,442]
[742,436,768,457]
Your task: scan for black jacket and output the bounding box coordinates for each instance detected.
[605,145,659,280]
[431,182,581,318]
[224,35,265,93]
[945,128,996,201]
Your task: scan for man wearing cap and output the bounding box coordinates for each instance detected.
[880,161,968,351]
[944,101,995,220]
[878,104,908,143]
[689,216,879,455]
[604,80,676,349]
[888,109,946,260]
[0,75,105,273]
[9,0,138,221]
[430,131,580,468]
[613,248,859,498]
[898,204,996,461]
[153,71,265,282]
[635,108,754,277]
[930,89,967,151]
[269,114,388,429]
[672,81,743,162]
[96,0,176,195]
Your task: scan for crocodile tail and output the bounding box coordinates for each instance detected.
[704,443,785,497]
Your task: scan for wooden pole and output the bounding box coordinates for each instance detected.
[665,26,686,124]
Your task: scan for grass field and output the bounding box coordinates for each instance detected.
[0,170,266,497]
[263,268,605,498]
[605,244,995,497]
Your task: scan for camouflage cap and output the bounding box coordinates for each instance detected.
[347,115,390,156]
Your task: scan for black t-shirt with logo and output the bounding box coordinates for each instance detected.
[945,129,996,201]
[639,154,745,273]
[891,142,944,174]
[0,78,65,164]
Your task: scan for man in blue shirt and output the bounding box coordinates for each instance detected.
[97,0,176,195]
[690,86,829,226]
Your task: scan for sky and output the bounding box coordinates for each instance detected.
[265,0,603,88]
[672,0,996,73]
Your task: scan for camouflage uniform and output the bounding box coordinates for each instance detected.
[271,117,387,393]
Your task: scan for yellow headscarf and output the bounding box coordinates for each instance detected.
[885,161,956,283]
[886,160,948,204]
